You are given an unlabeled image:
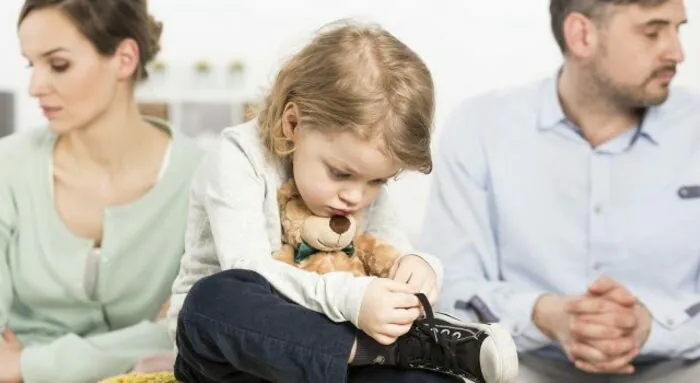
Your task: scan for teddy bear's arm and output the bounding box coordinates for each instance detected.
[353,233,400,278]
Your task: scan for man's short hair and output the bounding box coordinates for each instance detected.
[550,0,669,53]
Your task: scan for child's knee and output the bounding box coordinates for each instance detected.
[185,269,271,313]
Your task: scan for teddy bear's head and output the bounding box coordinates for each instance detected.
[277,179,360,255]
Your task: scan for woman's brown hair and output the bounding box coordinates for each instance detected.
[18,0,163,82]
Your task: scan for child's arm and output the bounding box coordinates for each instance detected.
[174,133,375,329]
[362,186,444,292]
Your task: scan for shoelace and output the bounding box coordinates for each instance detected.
[407,293,460,373]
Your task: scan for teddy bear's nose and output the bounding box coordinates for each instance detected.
[329,216,351,234]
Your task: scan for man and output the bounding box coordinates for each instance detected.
[421,0,700,381]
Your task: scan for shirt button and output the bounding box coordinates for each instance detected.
[593,262,603,270]
[666,318,675,326]
[594,204,603,214]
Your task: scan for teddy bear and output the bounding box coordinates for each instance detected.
[272,179,400,277]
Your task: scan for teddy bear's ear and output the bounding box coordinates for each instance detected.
[277,179,300,211]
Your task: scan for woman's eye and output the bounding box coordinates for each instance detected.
[51,62,70,73]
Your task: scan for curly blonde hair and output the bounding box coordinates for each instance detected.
[258,20,435,174]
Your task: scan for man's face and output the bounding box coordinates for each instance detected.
[590,0,687,107]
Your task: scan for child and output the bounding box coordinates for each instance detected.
[167,21,518,383]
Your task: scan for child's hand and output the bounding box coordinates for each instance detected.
[358,279,421,345]
[389,255,438,305]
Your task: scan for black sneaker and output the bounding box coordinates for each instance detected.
[394,293,519,382]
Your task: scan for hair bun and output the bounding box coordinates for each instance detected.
[145,14,163,63]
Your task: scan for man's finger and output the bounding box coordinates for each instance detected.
[578,312,637,330]
[570,320,623,339]
[590,347,640,371]
[587,276,618,295]
[587,277,636,307]
[585,337,637,358]
[574,347,639,374]
[569,341,607,363]
[567,297,619,314]
[603,288,637,307]
[575,359,635,375]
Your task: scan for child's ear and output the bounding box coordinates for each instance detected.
[282,102,300,140]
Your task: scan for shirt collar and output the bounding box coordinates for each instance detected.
[536,70,668,145]
[537,71,567,131]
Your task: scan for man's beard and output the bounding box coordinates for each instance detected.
[587,59,676,109]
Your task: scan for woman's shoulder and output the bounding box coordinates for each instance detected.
[0,129,52,179]
[0,129,51,158]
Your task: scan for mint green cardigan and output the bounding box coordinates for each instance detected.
[0,121,202,383]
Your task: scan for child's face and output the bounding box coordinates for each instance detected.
[290,127,400,218]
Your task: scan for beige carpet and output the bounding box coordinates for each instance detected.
[99,372,178,383]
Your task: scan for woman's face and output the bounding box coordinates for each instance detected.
[18,7,123,134]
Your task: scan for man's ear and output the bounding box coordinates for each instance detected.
[281,102,300,140]
[562,12,599,60]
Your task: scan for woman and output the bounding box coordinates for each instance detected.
[0,1,202,382]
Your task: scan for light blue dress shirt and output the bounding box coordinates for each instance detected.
[421,74,700,361]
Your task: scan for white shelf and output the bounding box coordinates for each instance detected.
[135,89,253,105]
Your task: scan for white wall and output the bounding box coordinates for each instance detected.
[2,0,699,239]
[146,0,700,240]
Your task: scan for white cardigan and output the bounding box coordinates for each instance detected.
[167,119,444,338]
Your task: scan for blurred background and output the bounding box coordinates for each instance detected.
[0,0,698,242]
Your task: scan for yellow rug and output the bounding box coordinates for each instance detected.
[99,372,178,383]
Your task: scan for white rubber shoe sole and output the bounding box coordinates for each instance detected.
[478,323,519,383]
[434,313,519,383]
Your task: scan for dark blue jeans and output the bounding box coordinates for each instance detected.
[173,269,460,383]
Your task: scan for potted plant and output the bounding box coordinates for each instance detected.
[226,59,246,89]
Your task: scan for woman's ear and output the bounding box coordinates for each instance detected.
[281,102,300,140]
[113,38,141,81]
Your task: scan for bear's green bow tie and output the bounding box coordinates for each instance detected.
[294,240,355,263]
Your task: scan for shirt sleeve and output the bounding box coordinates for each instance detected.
[171,133,375,331]
[420,101,553,352]
[633,288,700,359]
[20,320,173,383]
